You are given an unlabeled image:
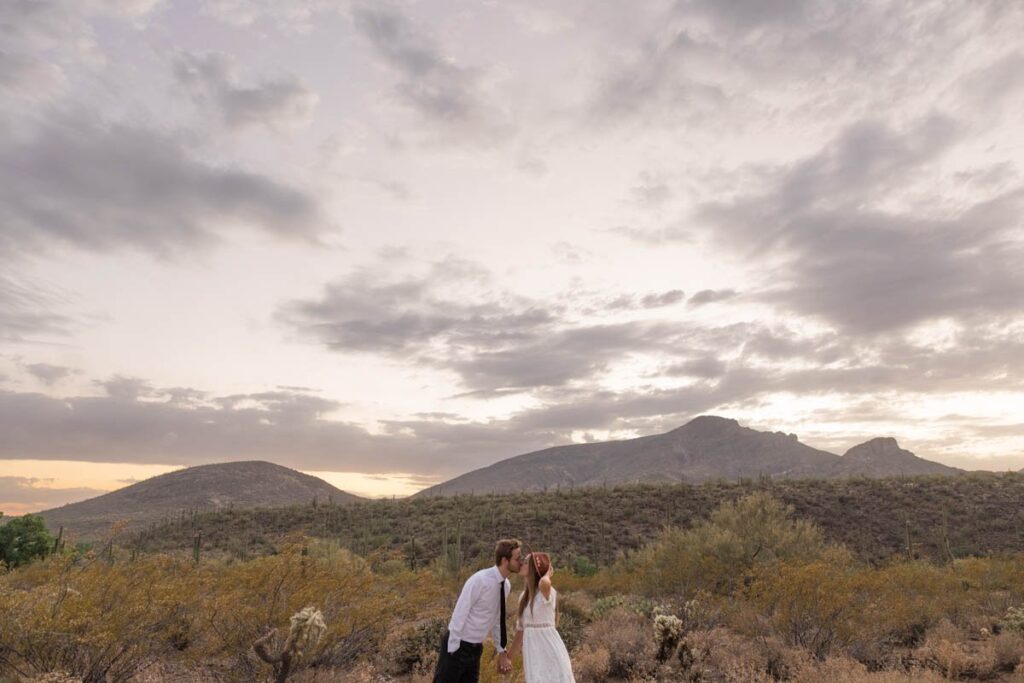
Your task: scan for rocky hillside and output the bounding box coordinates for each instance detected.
[38,461,360,540]
[416,416,961,496]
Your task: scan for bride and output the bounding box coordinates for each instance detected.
[506,552,575,682]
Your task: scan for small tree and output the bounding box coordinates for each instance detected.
[0,514,54,568]
[637,492,827,596]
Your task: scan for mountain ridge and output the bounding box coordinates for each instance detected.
[415,415,961,496]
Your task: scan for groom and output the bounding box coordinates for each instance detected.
[433,538,523,682]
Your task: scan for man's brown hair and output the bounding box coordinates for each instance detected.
[494,538,521,566]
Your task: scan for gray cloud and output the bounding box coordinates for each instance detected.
[199,0,339,30]
[663,356,727,379]
[694,116,1024,333]
[679,0,817,32]
[689,289,737,306]
[0,476,107,510]
[584,1,1024,136]
[174,52,319,130]
[0,383,548,475]
[0,50,65,98]
[630,172,673,207]
[0,276,73,341]
[24,362,77,386]
[279,262,693,393]
[0,0,158,101]
[448,322,678,393]
[3,314,1022,477]
[352,3,512,141]
[0,112,324,258]
[604,290,686,311]
[590,31,728,126]
[961,52,1024,106]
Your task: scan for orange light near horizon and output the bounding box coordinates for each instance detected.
[0,459,441,514]
[302,470,439,498]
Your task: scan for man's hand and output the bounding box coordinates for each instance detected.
[497,651,512,674]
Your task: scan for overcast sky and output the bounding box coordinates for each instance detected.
[2,0,1023,514]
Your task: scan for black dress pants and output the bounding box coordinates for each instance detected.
[433,629,483,683]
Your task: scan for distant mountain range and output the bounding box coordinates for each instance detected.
[415,415,961,496]
[38,461,360,540]
[33,416,963,538]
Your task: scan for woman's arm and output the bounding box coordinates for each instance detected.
[539,565,553,601]
[507,623,524,661]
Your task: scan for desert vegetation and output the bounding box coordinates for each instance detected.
[2,490,1024,681]
[130,472,1024,566]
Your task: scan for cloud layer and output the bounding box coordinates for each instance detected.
[0,113,324,258]
[1,0,1022,498]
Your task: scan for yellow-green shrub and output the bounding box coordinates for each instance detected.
[635,492,828,597]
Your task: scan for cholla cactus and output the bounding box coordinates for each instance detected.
[1002,606,1024,633]
[254,606,327,683]
[288,606,327,657]
[654,613,684,661]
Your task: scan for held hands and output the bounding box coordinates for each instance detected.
[497,651,512,674]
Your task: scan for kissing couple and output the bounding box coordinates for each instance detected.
[433,538,575,683]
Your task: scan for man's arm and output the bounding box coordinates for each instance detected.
[448,573,481,653]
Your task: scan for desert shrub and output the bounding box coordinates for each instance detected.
[580,606,656,679]
[746,556,963,662]
[0,535,448,683]
[571,645,610,683]
[589,593,652,619]
[790,656,948,683]
[859,561,957,647]
[746,555,864,658]
[572,556,598,577]
[0,553,194,682]
[591,594,627,618]
[1002,606,1024,633]
[678,628,787,682]
[636,492,828,597]
[380,617,446,675]
[198,538,442,677]
[992,631,1024,671]
[682,593,715,631]
[916,619,996,679]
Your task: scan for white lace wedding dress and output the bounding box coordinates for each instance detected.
[518,588,575,683]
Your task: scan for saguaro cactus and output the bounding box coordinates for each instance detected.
[253,606,327,683]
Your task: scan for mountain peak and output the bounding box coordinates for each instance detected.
[836,437,960,478]
[843,437,906,460]
[38,460,361,540]
[677,415,741,435]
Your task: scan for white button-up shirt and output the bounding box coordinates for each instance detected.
[447,566,511,654]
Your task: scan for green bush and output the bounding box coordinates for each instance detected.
[635,492,827,596]
[0,514,53,569]
[572,555,598,577]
